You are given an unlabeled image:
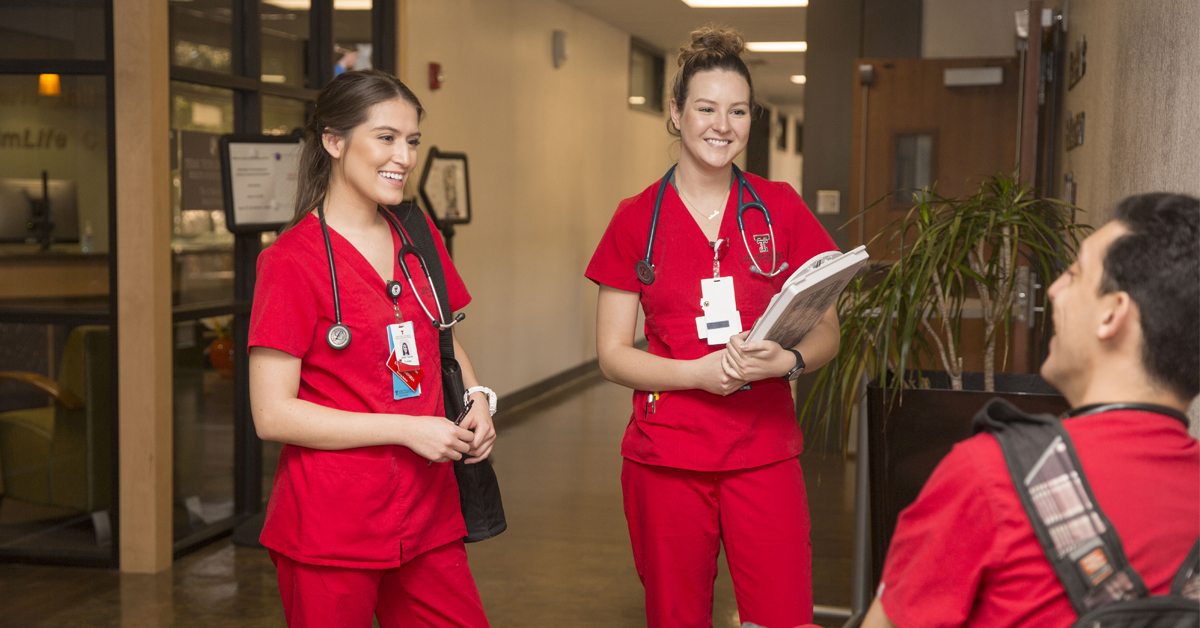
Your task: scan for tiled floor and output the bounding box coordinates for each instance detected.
[0,373,855,627]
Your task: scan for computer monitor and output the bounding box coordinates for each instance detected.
[0,177,80,244]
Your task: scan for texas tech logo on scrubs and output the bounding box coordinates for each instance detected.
[753,234,771,254]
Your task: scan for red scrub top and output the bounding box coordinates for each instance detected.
[879,409,1200,628]
[249,210,471,569]
[586,172,838,471]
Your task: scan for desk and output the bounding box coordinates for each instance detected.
[0,246,108,301]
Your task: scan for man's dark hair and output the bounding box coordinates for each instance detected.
[1100,193,1199,400]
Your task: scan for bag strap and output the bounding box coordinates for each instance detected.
[1171,537,1200,599]
[385,203,455,363]
[971,398,1149,614]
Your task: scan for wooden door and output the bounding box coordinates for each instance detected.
[848,57,1028,374]
[849,57,1020,254]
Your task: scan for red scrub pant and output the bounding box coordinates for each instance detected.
[622,457,813,628]
[270,539,490,628]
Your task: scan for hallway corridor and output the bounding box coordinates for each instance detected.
[0,372,854,627]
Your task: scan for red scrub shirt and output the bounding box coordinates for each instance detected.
[249,210,471,570]
[586,172,837,471]
[879,409,1200,628]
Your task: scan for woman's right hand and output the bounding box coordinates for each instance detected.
[403,415,475,463]
[692,350,746,396]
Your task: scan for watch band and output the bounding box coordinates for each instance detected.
[782,349,806,381]
[464,386,497,417]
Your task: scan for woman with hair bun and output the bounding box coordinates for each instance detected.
[587,26,840,627]
[248,69,493,627]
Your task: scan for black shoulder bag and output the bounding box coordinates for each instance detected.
[389,202,507,543]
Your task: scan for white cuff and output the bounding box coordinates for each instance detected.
[464,386,497,417]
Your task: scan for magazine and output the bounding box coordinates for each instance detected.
[746,245,870,348]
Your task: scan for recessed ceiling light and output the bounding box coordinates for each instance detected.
[262,0,371,9]
[745,41,808,52]
[681,0,808,6]
[790,75,806,84]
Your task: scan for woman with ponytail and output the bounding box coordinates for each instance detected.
[587,27,840,627]
[248,70,492,627]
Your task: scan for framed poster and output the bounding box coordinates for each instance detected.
[219,134,303,233]
[418,147,471,225]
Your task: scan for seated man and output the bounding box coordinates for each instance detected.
[863,193,1200,627]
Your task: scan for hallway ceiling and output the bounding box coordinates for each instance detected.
[559,0,807,116]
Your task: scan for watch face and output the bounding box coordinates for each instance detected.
[786,367,805,381]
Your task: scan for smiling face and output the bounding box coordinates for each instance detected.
[323,97,421,209]
[1040,221,1130,402]
[670,69,751,172]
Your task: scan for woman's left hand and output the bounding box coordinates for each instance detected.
[458,393,496,463]
[722,331,792,382]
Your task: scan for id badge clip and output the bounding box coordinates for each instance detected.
[696,276,741,345]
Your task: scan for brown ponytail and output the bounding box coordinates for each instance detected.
[281,69,424,232]
[668,26,756,136]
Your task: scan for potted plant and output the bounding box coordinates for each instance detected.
[800,172,1091,585]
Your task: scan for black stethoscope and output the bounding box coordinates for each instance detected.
[635,163,789,285]
[317,202,464,350]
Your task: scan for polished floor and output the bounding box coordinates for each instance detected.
[0,372,855,627]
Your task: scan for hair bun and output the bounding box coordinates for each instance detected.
[678,25,745,67]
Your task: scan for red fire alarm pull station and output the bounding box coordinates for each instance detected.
[429,63,443,90]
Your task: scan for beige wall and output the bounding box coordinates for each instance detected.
[1055,0,1200,225]
[1053,0,1200,435]
[923,0,1027,59]
[767,108,803,192]
[403,0,673,396]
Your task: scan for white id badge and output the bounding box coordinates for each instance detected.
[695,277,742,345]
[386,322,423,400]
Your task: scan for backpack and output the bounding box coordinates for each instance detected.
[972,398,1200,627]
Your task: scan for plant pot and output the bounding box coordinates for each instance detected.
[866,372,1068,587]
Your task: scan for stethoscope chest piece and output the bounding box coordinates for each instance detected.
[635,260,656,285]
[327,323,352,350]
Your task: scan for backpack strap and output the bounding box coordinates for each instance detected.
[1171,537,1200,600]
[971,398,1149,614]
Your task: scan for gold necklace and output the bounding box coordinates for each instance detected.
[677,175,731,221]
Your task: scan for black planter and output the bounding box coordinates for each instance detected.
[866,372,1068,587]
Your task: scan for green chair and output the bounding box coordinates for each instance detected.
[0,325,112,517]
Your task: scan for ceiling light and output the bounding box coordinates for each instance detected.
[38,74,61,96]
[262,0,371,9]
[790,75,806,84]
[681,0,807,6]
[745,41,808,52]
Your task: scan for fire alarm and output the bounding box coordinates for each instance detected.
[429,63,443,90]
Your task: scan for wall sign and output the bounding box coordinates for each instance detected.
[1068,36,1087,90]
[218,134,302,233]
[181,130,224,211]
[1065,111,1085,151]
